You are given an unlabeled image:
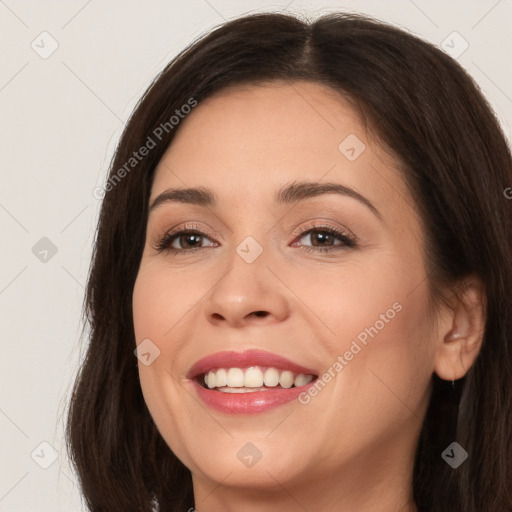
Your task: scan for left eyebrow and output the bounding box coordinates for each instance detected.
[149,180,382,222]
[275,180,383,222]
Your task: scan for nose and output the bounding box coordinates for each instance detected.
[204,247,290,328]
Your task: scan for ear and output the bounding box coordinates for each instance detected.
[433,276,486,381]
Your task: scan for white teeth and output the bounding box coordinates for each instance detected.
[294,373,313,387]
[279,370,294,389]
[201,366,315,390]
[217,387,267,393]
[263,368,280,387]
[226,368,244,387]
[215,368,227,387]
[207,371,216,389]
[244,367,264,388]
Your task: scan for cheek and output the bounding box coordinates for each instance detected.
[132,262,199,344]
[310,264,435,425]
[132,267,180,405]
[322,283,435,429]
[318,248,435,379]
[132,267,195,464]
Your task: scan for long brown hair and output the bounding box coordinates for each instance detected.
[66,12,512,511]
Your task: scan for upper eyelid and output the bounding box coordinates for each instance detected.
[290,219,354,237]
[161,221,351,240]
[159,218,352,236]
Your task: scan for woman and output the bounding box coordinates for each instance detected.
[67,11,512,512]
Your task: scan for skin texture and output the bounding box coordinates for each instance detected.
[132,81,485,512]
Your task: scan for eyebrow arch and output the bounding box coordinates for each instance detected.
[275,181,382,221]
[149,187,216,212]
[149,181,382,221]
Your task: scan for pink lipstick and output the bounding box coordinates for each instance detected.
[187,349,318,414]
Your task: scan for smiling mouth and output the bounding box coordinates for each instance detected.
[197,366,318,392]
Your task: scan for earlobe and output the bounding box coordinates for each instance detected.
[433,276,486,381]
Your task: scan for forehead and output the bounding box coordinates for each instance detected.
[151,80,411,217]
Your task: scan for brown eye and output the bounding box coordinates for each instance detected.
[155,227,218,253]
[300,230,340,247]
[292,226,357,253]
[173,232,206,250]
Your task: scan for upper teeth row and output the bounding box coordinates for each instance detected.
[203,367,314,389]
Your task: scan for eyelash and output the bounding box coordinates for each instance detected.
[154,222,357,255]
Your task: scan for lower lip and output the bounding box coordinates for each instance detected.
[191,379,316,414]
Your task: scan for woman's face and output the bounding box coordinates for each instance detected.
[132,81,438,505]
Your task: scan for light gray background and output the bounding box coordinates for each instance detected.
[1,0,511,510]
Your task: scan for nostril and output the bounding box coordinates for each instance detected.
[253,311,268,317]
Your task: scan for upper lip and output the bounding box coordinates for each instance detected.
[186,349,318,379]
